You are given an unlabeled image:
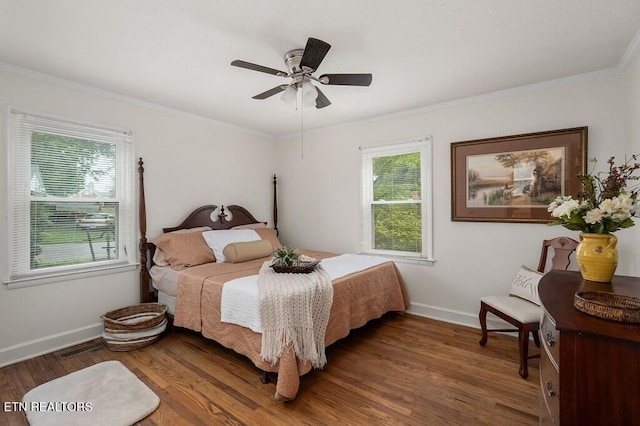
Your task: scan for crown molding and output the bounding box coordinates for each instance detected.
[277,67,621,140]
[618,28,640,71]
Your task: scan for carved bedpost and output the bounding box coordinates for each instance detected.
[138,157,152,303]
[273,174,278,235]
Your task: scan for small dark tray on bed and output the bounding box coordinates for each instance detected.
[270,260,321,274]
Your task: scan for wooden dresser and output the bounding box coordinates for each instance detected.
[538,270,640,425]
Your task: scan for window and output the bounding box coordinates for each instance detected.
[7,109,136,287]
[360,138,433,262]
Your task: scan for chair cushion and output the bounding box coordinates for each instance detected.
[509,265,544,306]
[481,295,542,323]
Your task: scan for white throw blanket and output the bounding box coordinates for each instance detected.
[258,259,333,369]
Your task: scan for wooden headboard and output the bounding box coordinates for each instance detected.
[162,204,263,233]
[137,158,278,302]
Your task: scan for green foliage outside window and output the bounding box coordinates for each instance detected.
[373,204,422,252]
[371,152,422,253]
[31,132,115,197]
[29,132,118,268]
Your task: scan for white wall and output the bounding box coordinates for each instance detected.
[275,70,637,327]
[0,69,276,366]
[624,47,640,276]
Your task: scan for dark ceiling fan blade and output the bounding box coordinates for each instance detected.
[231,60,287,77]
[252,85,288,100]
[300,38,332,71]
[315,87,331,109]
[319,73,372,86]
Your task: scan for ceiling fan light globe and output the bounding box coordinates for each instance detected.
[301,81,318,100]
[301,82,318,108]
[302,94,316,108]
[280,85,297,105]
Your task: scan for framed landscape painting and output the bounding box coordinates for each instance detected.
[451,127,588,222]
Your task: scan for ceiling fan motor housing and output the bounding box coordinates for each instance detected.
[284,49,305,74]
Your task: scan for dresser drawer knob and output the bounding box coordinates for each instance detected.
[545,380,557,397]
[545,331,555,346]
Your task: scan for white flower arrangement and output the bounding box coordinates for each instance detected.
[548,155,640,234]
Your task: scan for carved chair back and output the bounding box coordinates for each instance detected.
[537,236,579,273]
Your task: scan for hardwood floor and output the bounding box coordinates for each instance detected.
[0,314,540,425]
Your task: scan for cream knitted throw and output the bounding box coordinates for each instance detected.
[258,259,333,369]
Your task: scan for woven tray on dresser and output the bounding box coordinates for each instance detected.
[101,303,168,351]
[574,291,640,323]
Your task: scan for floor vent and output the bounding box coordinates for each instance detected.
[55,341,106,360]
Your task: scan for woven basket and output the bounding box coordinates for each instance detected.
[271,260,320,274]
[104,337,159,352]
[574,291,640,323]
[101,303,167,351]
[101,303,167,331]
[103,319,167,351]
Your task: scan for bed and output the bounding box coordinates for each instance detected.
[137,159,409,400]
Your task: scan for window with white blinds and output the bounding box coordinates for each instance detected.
[7,109,136,287]
[360,138,433,261]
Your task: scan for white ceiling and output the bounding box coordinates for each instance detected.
[1,1,639,138]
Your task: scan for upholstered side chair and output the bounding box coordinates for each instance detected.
[478,236,578,378]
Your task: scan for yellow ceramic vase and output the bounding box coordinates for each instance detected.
[576,233,618,282]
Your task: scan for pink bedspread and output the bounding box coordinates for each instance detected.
[173,250,408,400]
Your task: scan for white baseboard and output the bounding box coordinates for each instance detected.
[0,304,518,368]
[407,302,515,333]
[0,323,103,368]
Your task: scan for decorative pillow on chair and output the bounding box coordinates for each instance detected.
[509,265,544,306]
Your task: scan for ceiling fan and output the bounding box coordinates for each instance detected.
[231,37,372,109]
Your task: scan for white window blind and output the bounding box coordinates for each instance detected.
[361,138,433,261]
[7,109,136,286]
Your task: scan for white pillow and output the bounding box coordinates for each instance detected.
[202,229,260,263]
[509,265,544,306]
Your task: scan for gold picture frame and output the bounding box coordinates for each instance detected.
[451,127,588,222]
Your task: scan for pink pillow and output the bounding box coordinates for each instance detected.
[153,230,215,270]
[232,223,267,230]
[255,228,282,249]
[152,227,211,266]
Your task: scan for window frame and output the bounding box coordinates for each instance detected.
[360,138,434,263]
[5,109,137,288]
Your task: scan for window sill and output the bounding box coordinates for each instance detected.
[4,263,139,289]
[359,251,435,266]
